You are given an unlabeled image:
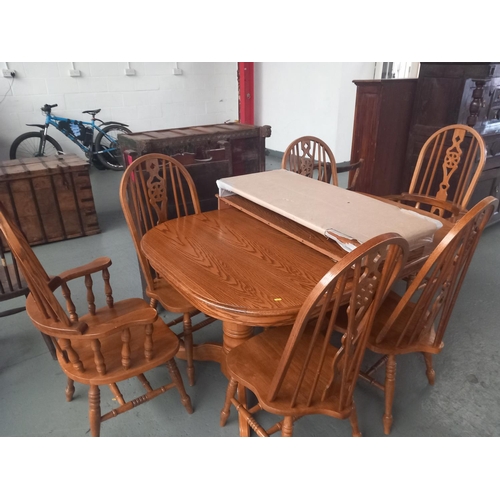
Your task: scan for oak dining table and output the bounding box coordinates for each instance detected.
[141,193,452,367]
[140,173,452,435]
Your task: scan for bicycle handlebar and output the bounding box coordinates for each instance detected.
[41,104,58,113]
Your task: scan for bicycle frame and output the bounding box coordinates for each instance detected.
[43,113,102,155]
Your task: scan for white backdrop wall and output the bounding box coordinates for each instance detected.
[0,62,239,161]
[0,62,375,163]
[255,62,375,162]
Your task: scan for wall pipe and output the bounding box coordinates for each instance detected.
[238,62,254,124]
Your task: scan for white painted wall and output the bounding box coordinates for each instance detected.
[0,62,375,163]
[255,62,375,162]
[0,62,239,161]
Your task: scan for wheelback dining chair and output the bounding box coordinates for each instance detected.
[355,196,497,435]
[281,135,363,190]
[220,233,409,437]
[0,200,193,437]
[386,124,486,220]
[120,153,216,387]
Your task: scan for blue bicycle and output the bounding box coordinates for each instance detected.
[9,103,132,171]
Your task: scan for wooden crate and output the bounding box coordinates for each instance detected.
[0,155,100,247]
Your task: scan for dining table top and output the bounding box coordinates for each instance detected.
[141,190,452,329]
[141,204,337,328]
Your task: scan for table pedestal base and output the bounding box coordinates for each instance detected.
[176,342,225,364]
[175,321,254,436]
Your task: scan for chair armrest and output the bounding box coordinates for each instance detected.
[384,193,462,219]
[58,257,112,282]
[338,159,363,191]
[337,158,363,174]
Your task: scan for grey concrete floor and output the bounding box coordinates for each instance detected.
[0,155,499,437]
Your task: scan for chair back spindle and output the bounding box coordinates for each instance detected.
[121,328,131,369]
[85,274,96,315]
[144,323,153,361]
[61,281,79,322]
[91,339,106,375]
[58,338,84,372]
[102,267,114,308]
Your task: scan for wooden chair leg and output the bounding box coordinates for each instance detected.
[166,359,193,414]
[66,377,75,402]
[220,378,238,427]
[182,312,195,386]
[40,331,57,360]
[88,384,101,437]
[281,416,294,437]
[383,354,396,435]
[237,383,250,437]
[349,402,362,437]
[422,352,435,385]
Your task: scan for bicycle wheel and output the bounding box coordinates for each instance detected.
[10,132,63,160]
[94,125,131,171]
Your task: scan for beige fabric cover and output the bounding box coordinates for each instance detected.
[217,170,442,251]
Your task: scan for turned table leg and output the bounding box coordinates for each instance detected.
[221,321,253,373]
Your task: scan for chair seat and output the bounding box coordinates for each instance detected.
[226,324,347,418]
[58,299,180,385]
[148,277,197,314]
[365,291,443,355]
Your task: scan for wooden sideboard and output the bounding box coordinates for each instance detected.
[349,79,417,197]
[350,63,500,225]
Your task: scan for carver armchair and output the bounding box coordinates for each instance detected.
[0,201,193,437]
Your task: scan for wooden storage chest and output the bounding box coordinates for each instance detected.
[0,155,100,247]
[118,122,272,176]
[119,122,272,212]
